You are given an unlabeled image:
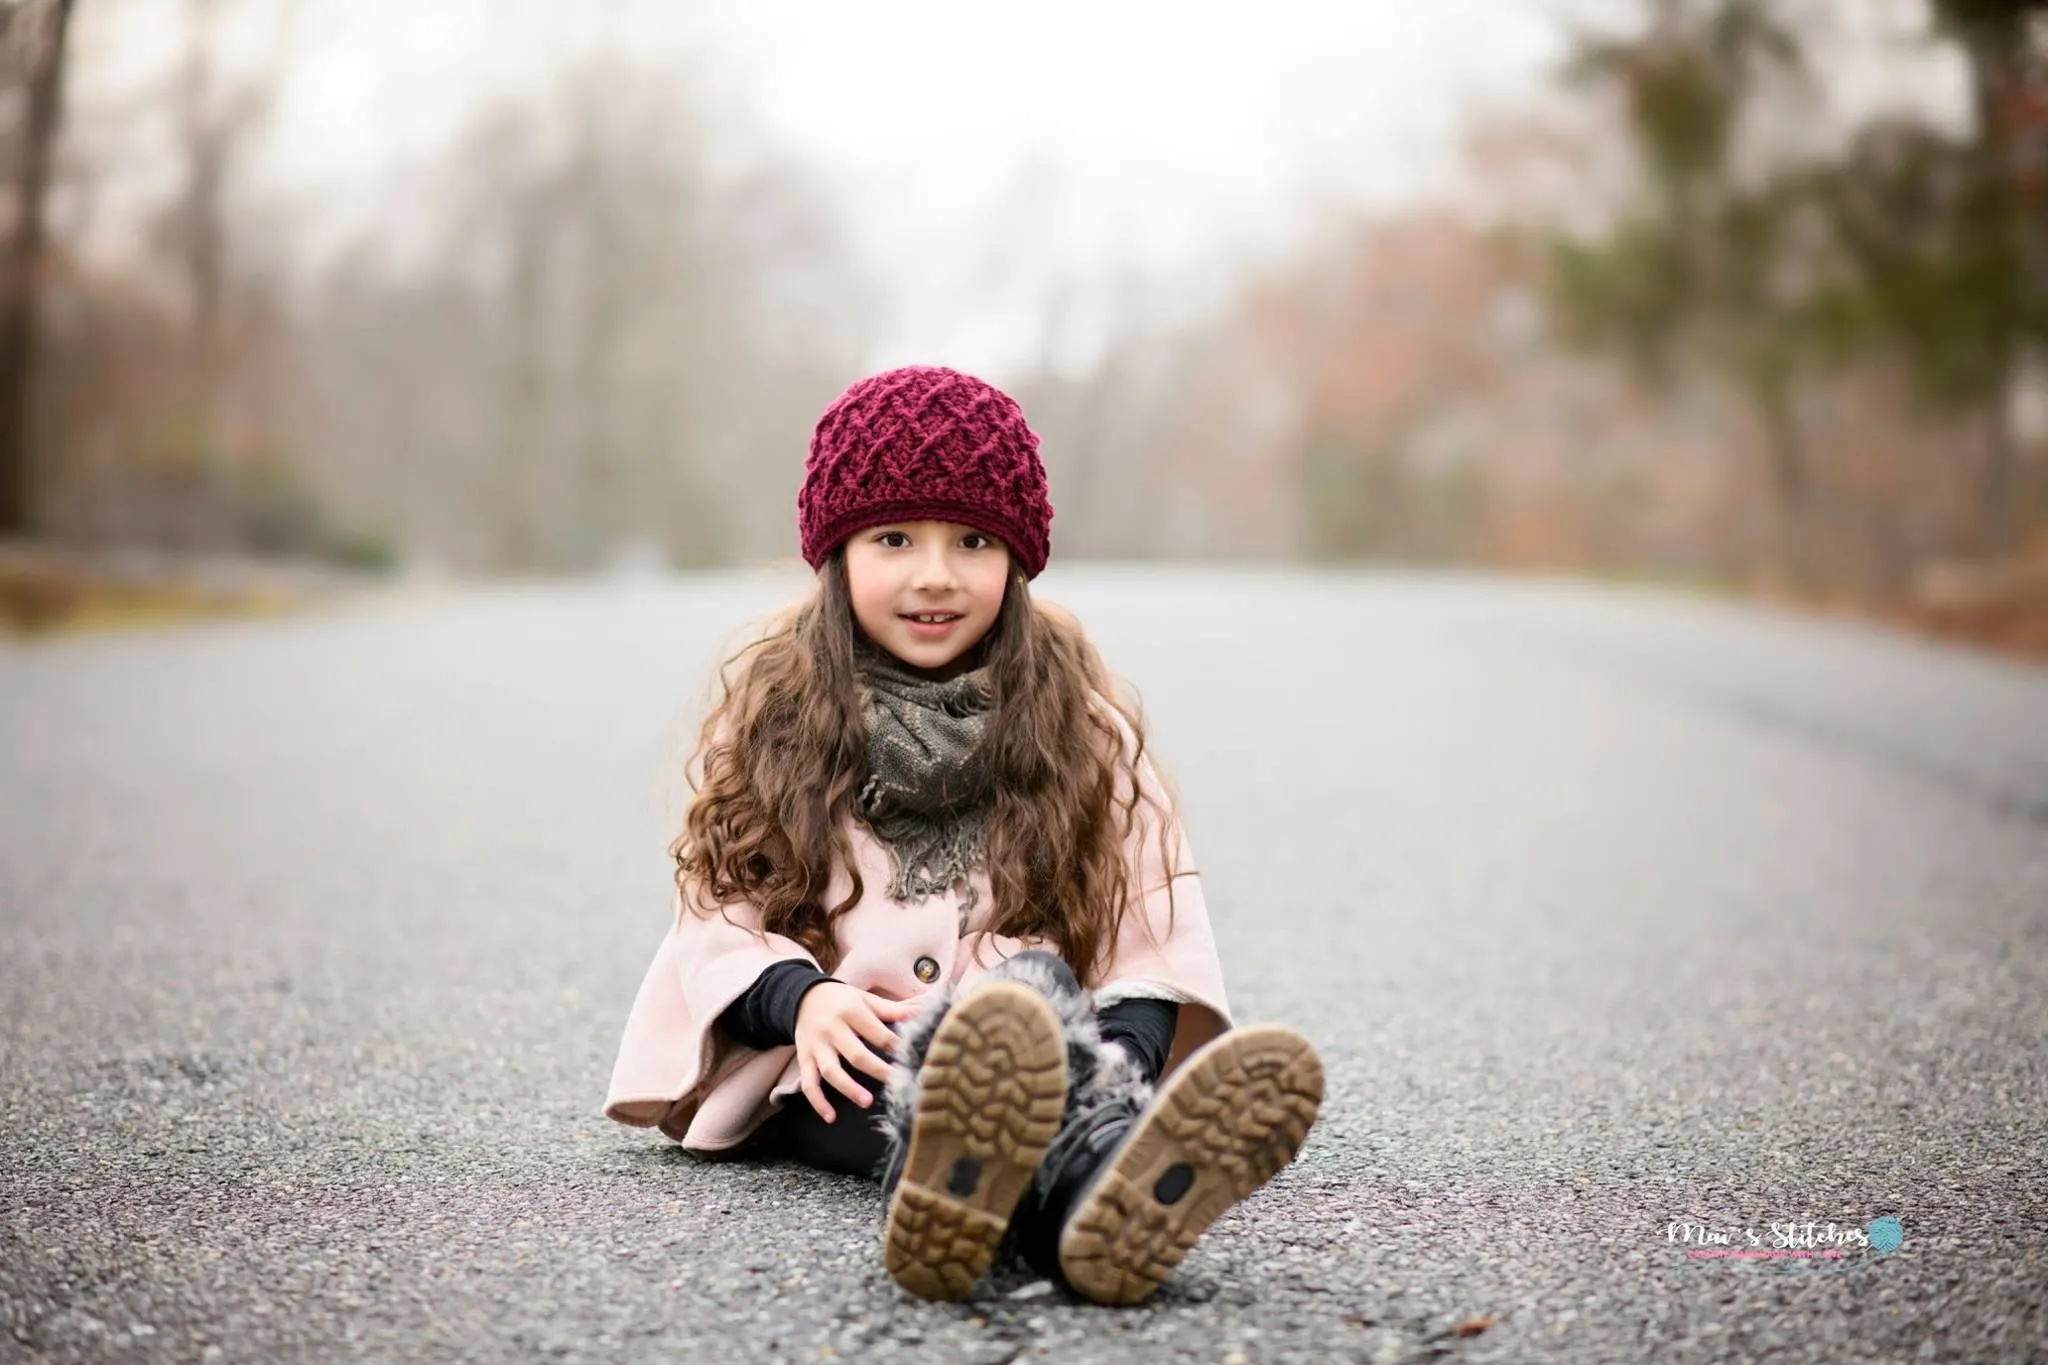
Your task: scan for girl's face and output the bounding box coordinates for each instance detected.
[843,520,1013,680]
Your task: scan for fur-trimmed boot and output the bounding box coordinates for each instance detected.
[877,957,1070,1301]
[1034,1024,1325,1305]
[998,959,1328,1306]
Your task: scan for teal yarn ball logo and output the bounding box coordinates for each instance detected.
[1868,1216,1904,1254]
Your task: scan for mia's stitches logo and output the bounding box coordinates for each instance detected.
[1668,1216,1904,1275]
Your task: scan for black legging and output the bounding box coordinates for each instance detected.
[769,1087,896,1180]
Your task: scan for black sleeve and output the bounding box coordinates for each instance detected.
[716,960,835,1051]
[1095,998,1180,1084]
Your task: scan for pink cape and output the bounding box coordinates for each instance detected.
[603,705,1232,1150]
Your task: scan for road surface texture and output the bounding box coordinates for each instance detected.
[4,566,2045,1364]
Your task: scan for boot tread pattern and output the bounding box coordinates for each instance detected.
[883,982,1068,1301]
[1058,1024,1324,1306]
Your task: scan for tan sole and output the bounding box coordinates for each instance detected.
[882,981,1069,1300]
[1057,1024,1324,1306]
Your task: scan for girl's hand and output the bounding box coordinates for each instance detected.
[793,983,925,1122]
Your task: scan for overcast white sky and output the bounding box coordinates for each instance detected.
[68,0,1961,374]
[701,1,1570,369]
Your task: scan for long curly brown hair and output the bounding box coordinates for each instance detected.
[669,550,1184,985]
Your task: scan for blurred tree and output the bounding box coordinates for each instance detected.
[23,0,327,558]
[444,73,740,571]
[1814,1,2047,554]
[148,0,283,548]
[1546,0,1826,580]
[1807,116,2041,557]
[292,59,868,573]
[0,0,74,537]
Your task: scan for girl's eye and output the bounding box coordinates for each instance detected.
[877,531,987,549]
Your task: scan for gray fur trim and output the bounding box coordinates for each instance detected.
[876,979,957,1180]
[876,952,1155,1184]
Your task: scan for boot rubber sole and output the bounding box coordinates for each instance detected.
[1057,1024,1324,1306]
[882,981,1069,1300]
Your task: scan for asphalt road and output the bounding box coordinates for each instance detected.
[3,567,2045,1365]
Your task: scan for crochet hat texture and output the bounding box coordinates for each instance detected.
[797,366,1054,579]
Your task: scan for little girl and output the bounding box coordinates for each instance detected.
[604,365,1324,1307]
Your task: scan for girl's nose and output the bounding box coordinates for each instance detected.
[912,551,957,589]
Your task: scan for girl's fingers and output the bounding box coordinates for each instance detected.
[867,993,925,1022]
[799,1053,834,1123]
[847,1010,898,1055]
[817,1051,873,1109]
[839,1031,893,1084]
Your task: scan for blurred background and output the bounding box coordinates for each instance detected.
[0,0,2043,651]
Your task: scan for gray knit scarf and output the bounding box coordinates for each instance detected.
[852,638,997,922]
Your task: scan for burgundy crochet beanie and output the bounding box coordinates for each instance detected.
[797,365,1054,579]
